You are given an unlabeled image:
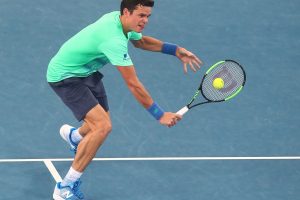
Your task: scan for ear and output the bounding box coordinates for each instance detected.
[123,8,130,17]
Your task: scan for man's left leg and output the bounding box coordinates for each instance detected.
[53,105,111,200]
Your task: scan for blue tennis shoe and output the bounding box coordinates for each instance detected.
[60,124,78,153]
[53,179,84,200]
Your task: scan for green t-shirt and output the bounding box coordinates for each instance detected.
[47,11,142,82]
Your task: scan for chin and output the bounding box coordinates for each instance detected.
[134,29,143,33]
[135,26,144,33]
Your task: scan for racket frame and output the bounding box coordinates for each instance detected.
[177,59,246,115]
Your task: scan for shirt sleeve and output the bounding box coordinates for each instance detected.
[99,39,133,67]
[128,31,142,40]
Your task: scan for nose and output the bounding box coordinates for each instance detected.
[143,16,149,24]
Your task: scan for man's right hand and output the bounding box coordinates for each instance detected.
[159,112,182,127]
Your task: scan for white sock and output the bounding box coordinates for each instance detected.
[71,129,83,144]
[61,167,83,187]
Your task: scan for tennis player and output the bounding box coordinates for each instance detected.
[47,0,202,199]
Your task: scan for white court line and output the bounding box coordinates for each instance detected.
[2,156,299,182]
[1,156,300,162]
[43,159,62,183]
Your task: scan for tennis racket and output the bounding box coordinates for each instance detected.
[176,59,246,115]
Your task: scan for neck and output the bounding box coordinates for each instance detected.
[120,15,130,35]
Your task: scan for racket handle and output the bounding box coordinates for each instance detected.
[176,106,189,116]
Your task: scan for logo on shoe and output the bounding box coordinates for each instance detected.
[62,191,74,198]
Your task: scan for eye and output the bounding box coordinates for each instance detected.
[138,14,151,18]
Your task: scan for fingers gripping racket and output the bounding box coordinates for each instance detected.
[177,59,246,115]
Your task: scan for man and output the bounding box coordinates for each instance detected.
[47,0,202,199]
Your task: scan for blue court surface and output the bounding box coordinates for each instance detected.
[1,0,300,199]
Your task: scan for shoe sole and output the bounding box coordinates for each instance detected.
[53,194,65,200]
[60,124,78,154]
[60,124,74,142]
[53,191,82,200]
[53,185,64,200]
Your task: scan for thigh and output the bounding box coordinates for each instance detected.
[49,77,99,121]
[83,72,109,112]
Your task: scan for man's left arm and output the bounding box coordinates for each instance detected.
[131,36,162,52]
[131,36,203,73]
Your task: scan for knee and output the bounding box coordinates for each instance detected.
[93,119,112,136]
[103,120,112,134]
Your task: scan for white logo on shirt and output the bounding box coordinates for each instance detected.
[123,53,130,61]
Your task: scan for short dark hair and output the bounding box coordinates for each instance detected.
[120,0,154,15]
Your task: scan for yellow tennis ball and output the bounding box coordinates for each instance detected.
[213,78,224,90]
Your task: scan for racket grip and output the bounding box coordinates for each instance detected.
[176,106,189,116]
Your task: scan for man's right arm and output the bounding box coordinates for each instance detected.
[117,65,182,127]
[117,65,153,109]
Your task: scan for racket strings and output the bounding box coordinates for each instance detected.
[202,61,245,101]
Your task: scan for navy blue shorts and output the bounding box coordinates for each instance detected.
[49,71,109,121]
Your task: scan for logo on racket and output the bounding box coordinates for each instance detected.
[213,66,237,93]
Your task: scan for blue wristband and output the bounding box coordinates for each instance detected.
[147,102,165,120]
[161,42,178,56]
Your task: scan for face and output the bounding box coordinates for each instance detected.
[123,5,152,33]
